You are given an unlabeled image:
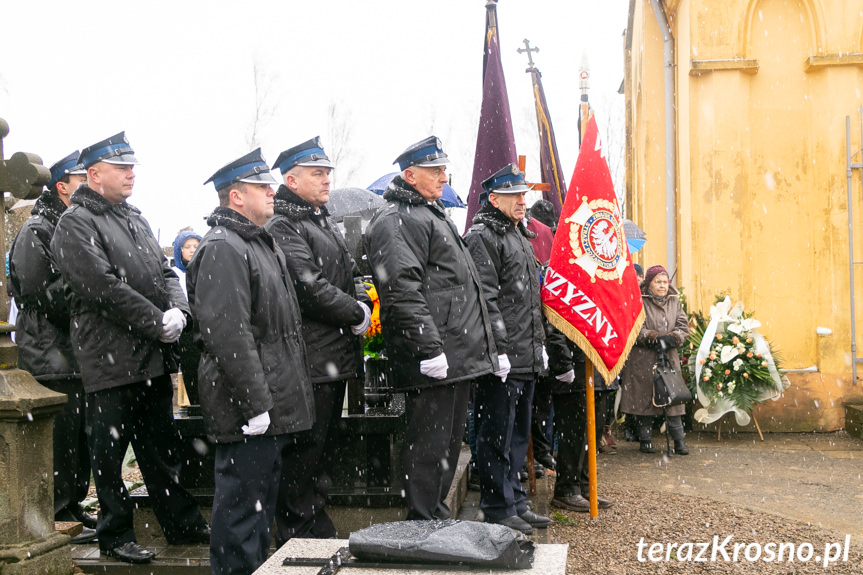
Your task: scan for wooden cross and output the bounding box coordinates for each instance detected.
[518,155,550,192]
[517,38,540,68]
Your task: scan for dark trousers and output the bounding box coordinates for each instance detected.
[531,376,555,461]
[177,330,201,406]
[45,378,91,520]
[476,375,535,522]
[552,391,589,497]
[402,380,471,520]
[594,390,613,439]
[86,375,206,550]
[275,380,345,545]
[211,435,289,575]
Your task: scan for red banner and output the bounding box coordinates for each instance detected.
[542,115,644,383]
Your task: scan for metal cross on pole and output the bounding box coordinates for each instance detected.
[517,38,539,68]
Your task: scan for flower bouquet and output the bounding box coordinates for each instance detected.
[363,281,385,359]
[689,296,787,429]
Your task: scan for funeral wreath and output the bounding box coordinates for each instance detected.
[687,296,787,426]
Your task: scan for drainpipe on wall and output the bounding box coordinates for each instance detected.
[649,0,677,283]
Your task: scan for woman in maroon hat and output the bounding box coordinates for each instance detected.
[619,265,691,454]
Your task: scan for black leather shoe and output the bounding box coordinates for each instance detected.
[581,494,614,509]
[519,510,551,528]
[468,469,480,491]
[640,441,656,454]
[551,494,590,513]
[71,507,98,529]
[536,453,557,471]
[674,441,690,455]
[170,524,211,545]
[491,515,533,535]
[70,527,97,544]
[104,542,154,564]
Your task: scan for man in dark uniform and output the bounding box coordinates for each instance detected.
[188,149,315,575]
[364,136,501,521]
[9,151,96,543]
[464,163,551,535]
[52,133,209,563]
[265,137,370,544]
[547,344,615,513]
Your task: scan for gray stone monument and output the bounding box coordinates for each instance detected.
[0,119,73,575]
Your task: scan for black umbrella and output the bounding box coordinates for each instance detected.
[327,187,386,223]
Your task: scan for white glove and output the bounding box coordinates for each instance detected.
[494,354,511,382]
[555,369,575,384]
[159,308,187,343]
[420,353,449,380]
[351,301,372,335]
[542,346,549,370]
[242,411,270,436]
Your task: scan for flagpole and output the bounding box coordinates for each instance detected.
[578,53,599,520]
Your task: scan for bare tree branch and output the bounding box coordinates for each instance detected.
[326,100,360,188]
[246,58,279,150]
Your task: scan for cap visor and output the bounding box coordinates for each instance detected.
[490,184,530,194]
[239,172,278,185]
[296,159,335,169]
[414,157,451,167]
[102,154,139,165]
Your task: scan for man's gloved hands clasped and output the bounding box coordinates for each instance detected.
[555,369,575,383]
[494,354,511,382]
[420,352,449,380]
[159,308,187,343]
[351,301,372,335]
[242,411,270,436]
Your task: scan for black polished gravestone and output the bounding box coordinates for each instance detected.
[154,373,406,509]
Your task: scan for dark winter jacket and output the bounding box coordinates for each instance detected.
[186,207,315,443]
[544,323,618,394]
[464,202,545,375]
[8,191,80,381]
[364,176,497,389]
[51,185,187,392]
[619,285,689,416]
[264,186,365,384]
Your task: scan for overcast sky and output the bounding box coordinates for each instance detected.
[1,0,629,242]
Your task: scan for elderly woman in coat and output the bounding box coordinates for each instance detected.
[619,265,690,454]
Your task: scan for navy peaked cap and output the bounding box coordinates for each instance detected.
[482,163,529,195]
[78,132,138,169]
[272,136,334,174]
[393,136,450,171]
[204,148,277,190]
[48,150,85,188]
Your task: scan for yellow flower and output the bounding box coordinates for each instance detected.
[743,373,750,378]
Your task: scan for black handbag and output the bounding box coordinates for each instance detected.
[652,344,692,408]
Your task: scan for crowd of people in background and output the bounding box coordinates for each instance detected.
[8,131,689,575]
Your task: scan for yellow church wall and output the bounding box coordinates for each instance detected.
[626,0,863,430]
